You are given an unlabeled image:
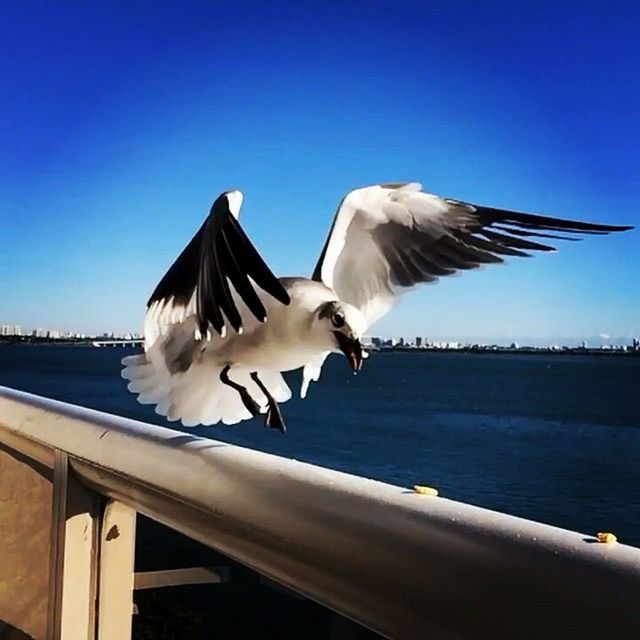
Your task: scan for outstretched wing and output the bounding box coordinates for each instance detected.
[312,183,632,326]
[145,190,290,348]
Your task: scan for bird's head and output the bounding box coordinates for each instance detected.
[315,300,367,372]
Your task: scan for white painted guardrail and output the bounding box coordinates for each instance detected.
[1,384,640,639]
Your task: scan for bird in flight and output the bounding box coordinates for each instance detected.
[122,183,631,432]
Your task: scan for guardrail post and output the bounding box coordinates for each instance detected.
[97,499,136,640]
[48,451,101,640]
[49,454,137,640]
[3,386,640,640]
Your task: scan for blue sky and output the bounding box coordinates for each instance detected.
[1,1,638,343]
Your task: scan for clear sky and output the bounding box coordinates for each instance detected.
[1,1,638,343]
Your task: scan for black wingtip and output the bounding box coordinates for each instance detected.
[275,287,291,306]
[199,190,289,335]
[477,205,634,236]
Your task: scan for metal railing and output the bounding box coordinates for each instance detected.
[1,384,640,639]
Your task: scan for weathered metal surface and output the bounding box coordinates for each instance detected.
[134,566,227,590]
[58,458,100,640]
[1,385,640,640]
[97,500,136,640]
[0,441,53,640]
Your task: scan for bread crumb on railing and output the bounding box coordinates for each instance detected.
[596,532,617,544]
[413,485,439,496]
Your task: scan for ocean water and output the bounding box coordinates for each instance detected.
[1,345,639,547]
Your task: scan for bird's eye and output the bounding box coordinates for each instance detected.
[331,312,345,328]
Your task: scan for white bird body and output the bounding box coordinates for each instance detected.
[123,276,364,426]
[211,279,341,370]
[122,184,631,431]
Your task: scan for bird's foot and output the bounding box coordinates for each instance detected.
[264,400,286,434]
[220,365,260,417]
[250,371,286,434]
[239,389,261,417]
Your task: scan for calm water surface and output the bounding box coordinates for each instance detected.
[1,345,639,546]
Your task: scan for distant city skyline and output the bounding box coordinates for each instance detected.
[1,2,638,339]
[2,322,638,350]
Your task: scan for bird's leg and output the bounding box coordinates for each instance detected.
[219,365,261,417]
[250,372,286,434]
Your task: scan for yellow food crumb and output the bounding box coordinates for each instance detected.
[596,532,618,544]
[413,485,439,496]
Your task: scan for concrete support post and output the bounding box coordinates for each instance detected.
[49,451,101,640]
[97,500,136,640]
[59,471,101,639]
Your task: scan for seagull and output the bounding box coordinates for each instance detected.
[122,183,631,432]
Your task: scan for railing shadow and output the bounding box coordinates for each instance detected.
[0,620,35,640]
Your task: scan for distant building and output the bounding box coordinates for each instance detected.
[415,337,422,347]
[1,325,22,336]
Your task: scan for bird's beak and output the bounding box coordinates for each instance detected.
[334,332,363,372]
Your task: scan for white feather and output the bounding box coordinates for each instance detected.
[301,351,330,399]
[226,190,243,219]
[316,183,478,327]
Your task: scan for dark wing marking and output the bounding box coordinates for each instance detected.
[311,183,632,327]
[148,192,290,337]
[473,205,632,235]
[375,202,633,290]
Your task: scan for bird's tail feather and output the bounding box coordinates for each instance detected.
[121,351,291,427]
